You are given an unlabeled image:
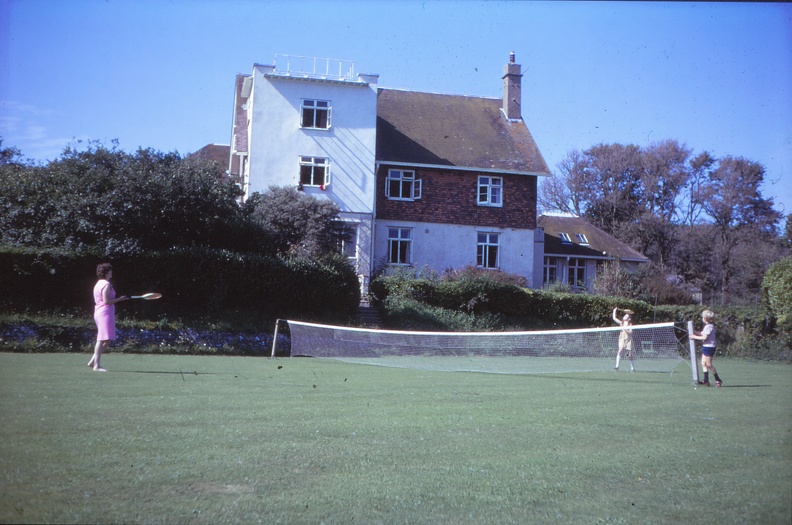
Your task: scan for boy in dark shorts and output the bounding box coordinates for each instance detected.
[690,310,722,387]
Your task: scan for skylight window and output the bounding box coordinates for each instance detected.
[559,232,572,243]
[575,233,589,245]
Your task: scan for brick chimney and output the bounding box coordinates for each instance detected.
[502,51,522,120]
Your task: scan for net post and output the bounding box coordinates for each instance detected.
[687,320,699,385]
[271,319,281,359]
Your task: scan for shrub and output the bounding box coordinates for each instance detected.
[762,256,792,325]
[0,247,360,326]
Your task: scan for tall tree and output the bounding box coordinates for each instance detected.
[538,150,586,215]
[696,156,782,303]
[580,143,644,233]
[640,139,692,222]
[680,151,715,227]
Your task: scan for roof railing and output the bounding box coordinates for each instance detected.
[273,54,356,81]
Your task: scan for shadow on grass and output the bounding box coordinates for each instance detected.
[115,370,236,379]
[529,372,773,388]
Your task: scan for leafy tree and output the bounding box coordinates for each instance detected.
[762,255,792,326]
[576,143,644,233]
[680,151,715,227]
[542,140,785,305]
[696,156,782,303]
[250,186,346,259]
[0,140,266,255]
[640,139,692,223]
[0,139,29,167]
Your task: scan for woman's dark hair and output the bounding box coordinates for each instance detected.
[96,263,113,279]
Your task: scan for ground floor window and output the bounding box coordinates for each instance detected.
[388,227,412,265]
[337,223,358,261]
[568,257,586,288]
[543,256,558,285]
[477,232,500,269]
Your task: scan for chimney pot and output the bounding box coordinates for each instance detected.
[502,53,522,120]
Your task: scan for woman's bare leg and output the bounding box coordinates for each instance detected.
[89,340,109,371]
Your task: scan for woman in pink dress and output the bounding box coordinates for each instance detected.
[88,263,128,371]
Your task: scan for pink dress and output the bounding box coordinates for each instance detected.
[94,279,116,341]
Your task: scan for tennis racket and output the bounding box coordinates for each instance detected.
[130,293,162,300]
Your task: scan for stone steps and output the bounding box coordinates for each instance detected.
[357,305,383,328]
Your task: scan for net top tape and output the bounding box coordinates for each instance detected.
[286,320,676,337]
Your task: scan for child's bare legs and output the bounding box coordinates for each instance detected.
[88,340,110,371]
[627,348,635,372]
[614,348,623,370]
[700,354,721,386]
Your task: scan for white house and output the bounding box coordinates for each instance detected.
[229,53,552,293]
[230,55,379,289]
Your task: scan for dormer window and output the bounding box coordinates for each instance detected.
[386,169,422,201]
[301,99,331,129]
[559,232,572,243]
[575,233,589,245]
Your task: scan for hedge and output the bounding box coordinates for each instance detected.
[0,247,361,325]
[370,273,790,361]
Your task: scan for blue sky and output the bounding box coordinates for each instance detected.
[2,0,791,217]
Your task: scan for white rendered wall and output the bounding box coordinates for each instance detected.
[246,65,378,215]
[374,221,540,283]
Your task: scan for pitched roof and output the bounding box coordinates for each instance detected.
[376,89,550,175]
[190,144,230,166]
[538,214,649,262]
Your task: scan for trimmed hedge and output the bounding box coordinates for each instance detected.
[0,247,361,325]
[371,273,791,361]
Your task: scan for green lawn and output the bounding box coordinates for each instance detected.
[1,353,790,524]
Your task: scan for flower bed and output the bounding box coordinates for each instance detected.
[0,323,290,356]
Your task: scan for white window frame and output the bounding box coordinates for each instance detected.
[385,169,422,201]
[575,233,589,245]
[568,257,586,288]
[477,176,503,207]
[543,256,558,285]
[338,223,358,261]
[299,156,330,187]
[388,227,413,265]
[559,232,572,243]
[477,232,500,269]
[300,99,331,130]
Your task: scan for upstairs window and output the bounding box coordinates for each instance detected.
[477,176,503,207]
[386,169,422,201]
[559,232,572,243]
[299,156,329,187]
[301,99,331,129]
[477,232,500,269]
[575,233,589,245]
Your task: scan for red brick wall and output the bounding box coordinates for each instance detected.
[376,166,537,229]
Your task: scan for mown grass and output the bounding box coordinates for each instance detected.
[1,354,790,525]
